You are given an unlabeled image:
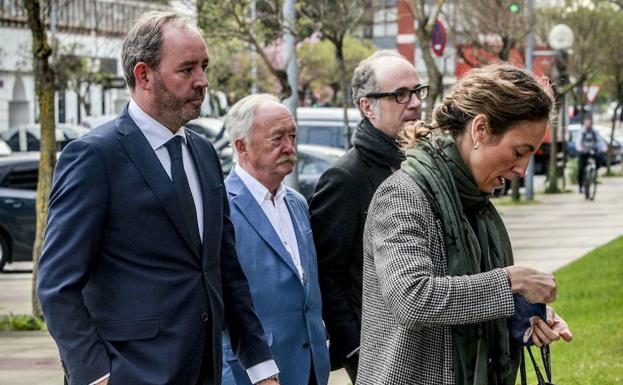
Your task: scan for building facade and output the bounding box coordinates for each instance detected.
[0,0,192,132]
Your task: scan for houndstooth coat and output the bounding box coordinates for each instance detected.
[356,170,515,385]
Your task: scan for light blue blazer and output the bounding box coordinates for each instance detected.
[221,169,330,385]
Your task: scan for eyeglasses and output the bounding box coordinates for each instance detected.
[365,84,429,104]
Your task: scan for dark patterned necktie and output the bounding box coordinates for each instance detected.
[164,136,201,247]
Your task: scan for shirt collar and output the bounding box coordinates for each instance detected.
[128,98,187,151]
[235,164,286,205]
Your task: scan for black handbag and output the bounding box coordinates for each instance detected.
[519,345,554,385]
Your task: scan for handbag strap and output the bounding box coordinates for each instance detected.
[541,345,552,383]
[520,345,554,385]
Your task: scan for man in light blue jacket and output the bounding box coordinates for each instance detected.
[221,93,330,385]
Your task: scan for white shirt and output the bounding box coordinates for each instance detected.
[128,98,204,241]
[235,164,305,282]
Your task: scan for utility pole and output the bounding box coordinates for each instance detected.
[282,0,297,116]
[525,0,536,200]
[282,0,299,189]
[251,0,257,94]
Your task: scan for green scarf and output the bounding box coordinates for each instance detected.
[401,132,518,385]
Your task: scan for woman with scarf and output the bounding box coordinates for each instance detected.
[356,63,572,385]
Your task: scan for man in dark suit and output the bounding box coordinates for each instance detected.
[37,12,279,385]
[309,50,425,382]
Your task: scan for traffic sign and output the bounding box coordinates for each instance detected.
[430,19,446,57]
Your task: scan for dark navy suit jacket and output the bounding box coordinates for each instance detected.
[37,107,272,385]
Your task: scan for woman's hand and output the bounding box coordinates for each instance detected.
[530,306,573,346]
[505,266,557,303]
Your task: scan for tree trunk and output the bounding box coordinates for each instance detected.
[334,39,351,149]
[499,36,515,61]
[545,118,561,193]
[24,0,56,318]
[511,176,521,201]
[607,103,620,174]
[252,40,291,100]
[415,26,443,122]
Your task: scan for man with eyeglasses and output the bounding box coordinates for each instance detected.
[309,50,426,383]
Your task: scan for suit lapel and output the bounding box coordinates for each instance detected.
[115,110,200,259]
[228,171,301,279]
[285,192,310,292]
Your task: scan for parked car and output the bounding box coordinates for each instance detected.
[2,123,89,152]
[296,107,361,148]
[217,140,345,201]
[80,114,117,130]
[567,124,622,165]
[186,117,226,142]
[0,152,39,271]
[0,140,12,156]
[289,144,346,200]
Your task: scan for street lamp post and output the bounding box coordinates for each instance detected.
[525,0,536,200]
[547,24,574,194]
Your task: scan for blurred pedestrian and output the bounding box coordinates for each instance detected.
[576,116,601,192]
[356,63,572,385]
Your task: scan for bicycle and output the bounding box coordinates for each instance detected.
[583,150,598,201]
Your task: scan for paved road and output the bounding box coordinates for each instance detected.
[1,173,622,385]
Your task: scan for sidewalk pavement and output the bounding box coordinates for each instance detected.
[1,173,622,385]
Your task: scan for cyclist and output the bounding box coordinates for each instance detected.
[575,116,602,193]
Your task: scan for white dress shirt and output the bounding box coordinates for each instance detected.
[235,164,305,282]
[128,98,204,240]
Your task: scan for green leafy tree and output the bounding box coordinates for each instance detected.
[24,0,56,318]
[298,36,376,106]
[205,38,277,103]
[596,8,623,174]
[197,0,310,100]
[298,0,371,147]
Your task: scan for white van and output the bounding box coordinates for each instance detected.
[296,107,361,149]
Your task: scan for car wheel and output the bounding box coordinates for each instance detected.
[0,234,9,272]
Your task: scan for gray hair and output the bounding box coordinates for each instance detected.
[121,11,202,89]
[351,50,407,118]
[225,93,281,159]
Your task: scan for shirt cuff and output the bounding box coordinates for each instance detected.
[246,360,279,384]
[88,373,110,385]
[346,347,360,358]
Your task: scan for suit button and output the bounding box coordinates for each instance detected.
[302,342,310,348]
[304,305,309,313]
[201,312,209,322]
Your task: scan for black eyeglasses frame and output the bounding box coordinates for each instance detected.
[365,84,429,104]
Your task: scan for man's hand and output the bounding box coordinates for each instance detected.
[95,378,109,385]
[505,266,557,303]
[530,306,573,347]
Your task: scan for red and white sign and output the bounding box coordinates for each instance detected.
[430,19,446,57]
[584,85,600,104]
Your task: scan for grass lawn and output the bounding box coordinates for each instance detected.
[522,236,623,384]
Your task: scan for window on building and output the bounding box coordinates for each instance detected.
[373,1,397,37]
